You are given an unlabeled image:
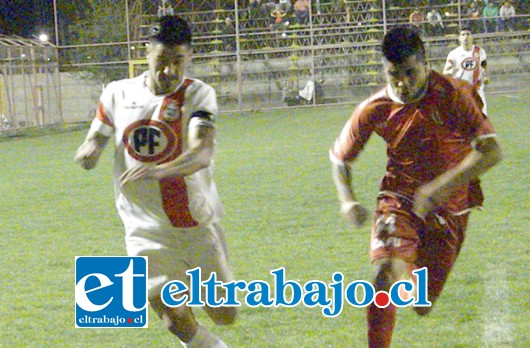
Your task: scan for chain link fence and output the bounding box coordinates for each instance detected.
[1,1,528,131]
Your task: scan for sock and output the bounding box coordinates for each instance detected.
[367,304,396,348]
[180,325,227,348]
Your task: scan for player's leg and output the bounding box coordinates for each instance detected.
[149,295,197,341]
[181,221,238,346]
[367,195,422,348]
[150,295,230,347]
[125,227,232,347]
[368,256,412,348]
[196,222,238,326]
[413,211,469,316]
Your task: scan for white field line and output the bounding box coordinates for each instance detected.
[482,264,514,347]
[500,94,522,99]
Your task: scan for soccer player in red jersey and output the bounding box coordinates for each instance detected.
[329,27,502,347]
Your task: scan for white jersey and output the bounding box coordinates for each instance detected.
[445,45,487,89]
[445,45,488,114]
[88,72,224,230]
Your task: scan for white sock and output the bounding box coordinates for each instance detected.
[180,325,227,348]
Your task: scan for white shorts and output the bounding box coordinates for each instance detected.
[125,222,233,300]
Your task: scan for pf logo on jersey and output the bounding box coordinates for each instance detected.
[461,57,478,71]
[123,119,179,163]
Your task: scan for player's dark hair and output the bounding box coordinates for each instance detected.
[148,15,192,46]
[382,26,425,64]
[460,26,472,32]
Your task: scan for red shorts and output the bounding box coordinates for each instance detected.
[370,193,470,300]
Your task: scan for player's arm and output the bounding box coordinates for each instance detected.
[442,57,456,75]
[75,132,110,170]
[331,161,369,227]
[75,87,116,170]
[150,120,215,179]
[332,161,356,203]
[413,135,502,218]
[119,112,215,185]
[330,106,375,227]
[481,60,490,85]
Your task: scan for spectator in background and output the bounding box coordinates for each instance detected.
[282,80,299,106]
[294,0,310,25]
[158,0,174,17]
[426,8,445,36]
[261,0,277,19]
[465,2,483,33]
[298,70,324,104]
[314,0,321,15]
[248,0,262,26]
[482,2,499,32]
[499,1,516,31]
[270,4,288,29]
[221,17,236,51]
[279,0,292,13]
[513,0,527,29]
[282,71,324,106]
[409,8,425,34]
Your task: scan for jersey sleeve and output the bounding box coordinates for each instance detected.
[445,50,454,65]
[453,83,495,143]
[186,82,219,129]
[480,47,487,62]
[87,82,116,138]
[329,99,376,165]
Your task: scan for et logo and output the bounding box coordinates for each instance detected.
[75,256,148,328]
[123,119,179,163]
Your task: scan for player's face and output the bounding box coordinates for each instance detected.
[459,30,473,47]
[384,54,429,103]
[147,43,192,95]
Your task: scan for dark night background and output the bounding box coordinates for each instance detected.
[0,0,54,37]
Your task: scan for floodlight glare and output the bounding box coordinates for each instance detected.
[38,33,49,42]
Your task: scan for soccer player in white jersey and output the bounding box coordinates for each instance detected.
[75,15,236,348]
[443,27,489,114]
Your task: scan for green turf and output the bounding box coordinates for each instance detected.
[1,93,528,347]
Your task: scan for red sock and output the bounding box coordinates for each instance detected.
[367,304,396,348]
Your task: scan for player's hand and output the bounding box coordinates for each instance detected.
[413,186,439,219]
[340,201,369,228]
[74,139,102,170]
[119,165,153,187]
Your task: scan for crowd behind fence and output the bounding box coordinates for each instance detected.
[0,1,528,131]
[65,0,530,113]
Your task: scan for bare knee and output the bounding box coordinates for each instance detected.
[204,306,238,326]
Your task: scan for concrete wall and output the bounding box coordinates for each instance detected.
[1,72,102,127]
[60,73,103,123]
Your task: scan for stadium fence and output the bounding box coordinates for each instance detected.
[0,0,528,131]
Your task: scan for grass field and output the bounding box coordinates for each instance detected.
[1,93,528,347]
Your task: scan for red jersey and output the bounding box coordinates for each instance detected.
[330,71,495,213]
